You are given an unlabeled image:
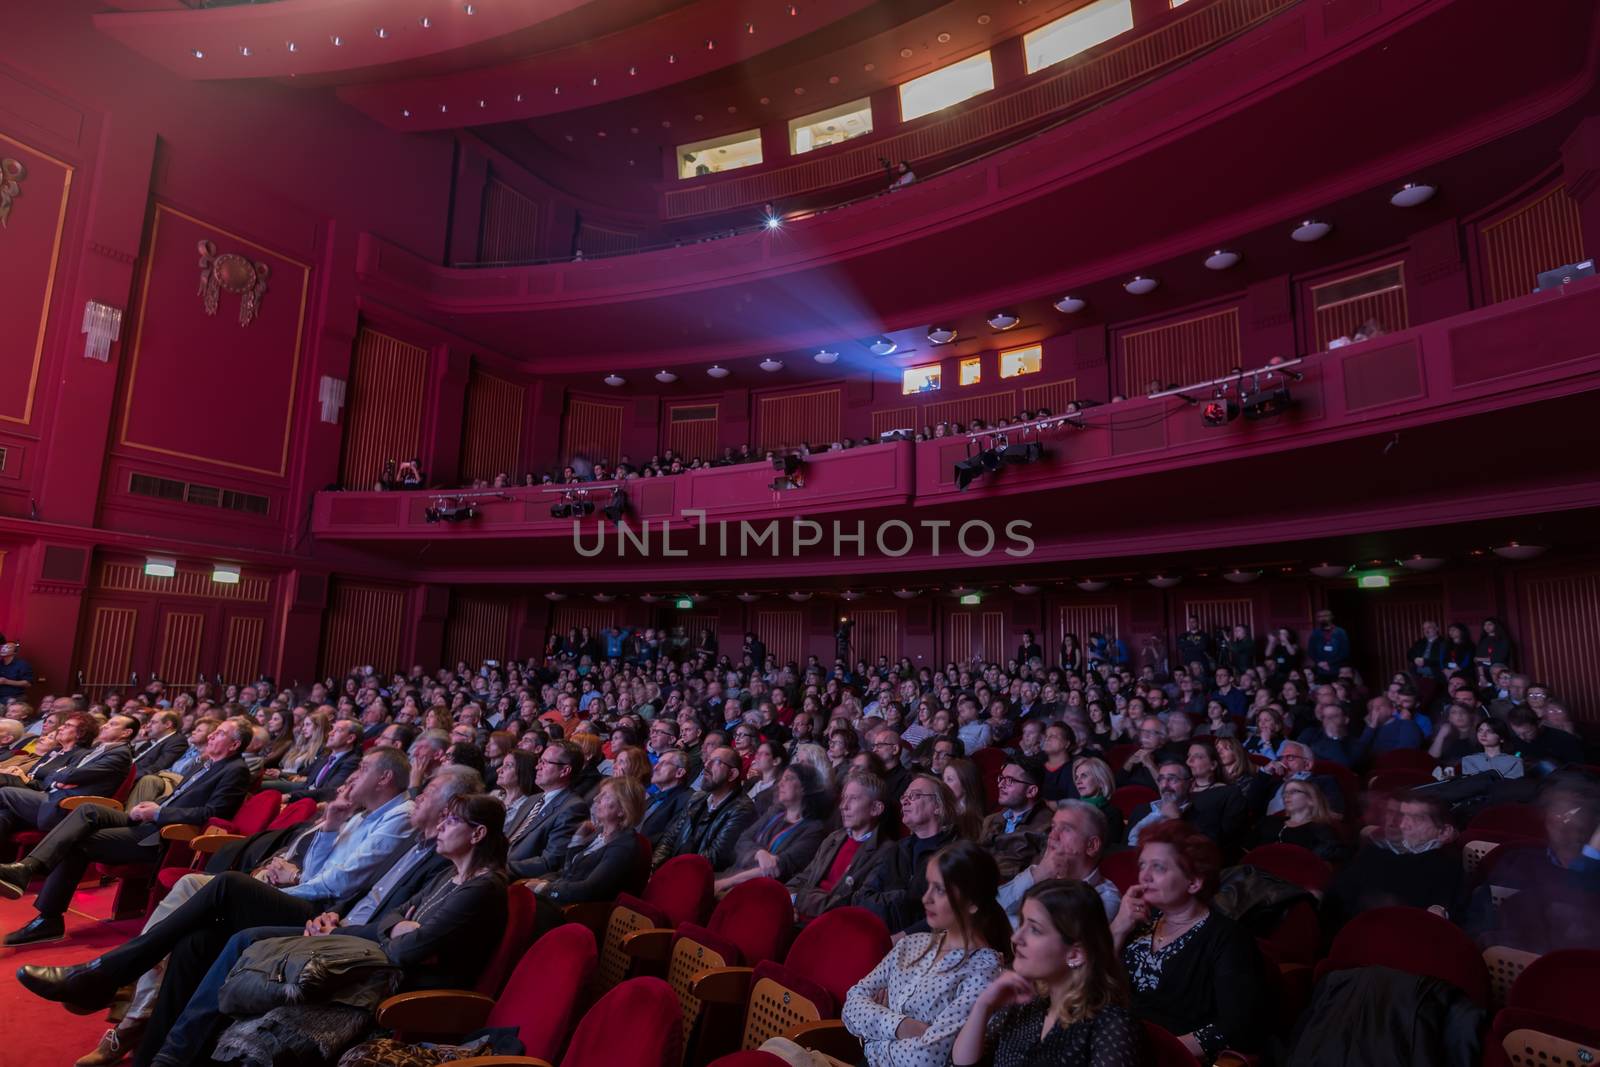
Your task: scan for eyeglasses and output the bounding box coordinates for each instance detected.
[709,756,741,771]
[996,774,1032,788]
[901,791,939,803]
[439,811,483,830]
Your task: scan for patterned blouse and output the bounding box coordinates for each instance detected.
[982,1000,1142,1067]
[843,932,1004,1067]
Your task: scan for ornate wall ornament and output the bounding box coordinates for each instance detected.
[0,158,25,228]
[196,239,270,325]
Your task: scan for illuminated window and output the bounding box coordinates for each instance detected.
[789,98,874,154]
[1023,0,1134,74]
[1000,345,1042,379]
[678,129,763,179]
[898,52,994,122]
[960,357,982,386]
[902,364,942,395]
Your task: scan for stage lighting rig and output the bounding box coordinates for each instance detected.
[424,496,479,524]
[770,452,805,491]
[550,489,596,519]
[601,486,628,524]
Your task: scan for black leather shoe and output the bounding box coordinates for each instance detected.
[3,914,66,948]
[0,860,37,900]
[17,956,120,1012]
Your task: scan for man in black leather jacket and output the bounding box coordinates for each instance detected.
[651,745,755,871]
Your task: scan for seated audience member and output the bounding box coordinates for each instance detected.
[524,777,646,905]
[0,720,251,945]
[264,709,329,781]
[1365,696,1426,754]
[133,791,506,1066]
[1296,702,1375,769]
[1242,740,1344,818]
[714,763,830,894]
[652,745,757,872]
[1181,740,1249,851]
[641,749,694,844]
[789,770,891,919]
[941,757,987,841]
[1111,821,1268,1061]
[743,739,788,816]
[26,766,478,1064]
[1245,778,1345,861]
[0,712,135,844]
[1506,706,1584,774]
[1428,695,1486,766]
[1243,709,1288,759]
[1070,757,1125,845]
[1125,758,1244,853]
[979,759,1053,881]
[999,801,1121,925]
[954,879,1142,1067]
[494,749,541,841]
[1322,793,1463,930]
[1460,718,1523,779]
[132,711,189,776]
[843,842,1008,1067]
[1039,722,1078,803]
[1117,719,1167,791]
[509,740,589,879]
[859,773,961,933]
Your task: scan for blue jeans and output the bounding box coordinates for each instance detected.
[149,925,304,1066]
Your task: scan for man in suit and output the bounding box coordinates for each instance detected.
[789,771,891,919]
[509,739,589,879]
[0,713,136,846]
[0,719,251,945]
[280,717,362,802]
[640,749,693,845]
[131,711,187,777]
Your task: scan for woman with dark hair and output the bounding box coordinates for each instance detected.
[1059,634,1084,676]
[1197,699,1238,740]
[260,708,294,770]
[843,841,1009,1067]
[743,738,789,815]
[1040,722,1078,804]
[715,763,831,893]
[1474,616,1516,674]
[941,758,987,840]
[1442,622,1475,675]
[953,879,1141,1067]
[1111,820,1267,1061]
[1085,700,1120,748]
[1462,718,1523,779]
[1244,708,1286,759]
[496,748,542,841]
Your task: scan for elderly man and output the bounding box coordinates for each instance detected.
[1244,739,1345,817]
[999,800,1121,922]
[0,713,136,843]
[653,744,755,871]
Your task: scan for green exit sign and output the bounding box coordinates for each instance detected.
[1357,574,1391,589]
[675,597,694,609]
[959,593,981,605]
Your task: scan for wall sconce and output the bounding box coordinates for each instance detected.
[144,556,177,578]
[211,563,241,585]
[82,301,123,361]
[319,376,347,424]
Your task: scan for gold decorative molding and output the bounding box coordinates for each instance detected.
[197,239,270,326]
[0,158,24,228]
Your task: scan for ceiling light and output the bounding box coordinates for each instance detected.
[987,311,1020,331]
[787,591,813,602]
[144,556,177,578]
[1308,562,1349,578]
[590,77,599,87]
[1053,296,1086,314]
[746,22,756,33]
[1147,575,1182,588]
[1204,250,1240,270]
[402,109,411,118]
[629,66,637,76]
[191,49,205,59]
[759,358,783,372]
[1397,555,1444,571]
[868,338,898,356]
[592,593,616,603]
[668,53,676,64]
[604,373,625,387]
[950,585,976,597]
[330,34,342,46]
[1124,276,1159,295]
[375,27,389,39]
[736,592,761,603]
[706,38,716,50]
[285,41,297,52]
[1221,568,1262,584]
[1492,542,1547,561]
[638,593,662,603]
[439,104,448,113]
[544,591,567,601]
[1291,219,1331,242]
[813,349,839,364]
[463,3,476,13]
[1390,182,1436,208]
[238,46,252,57]
[840,590,863,601]
[1010,583,1039,595]
[790,4,799,14]
[1075,579,1109,592]
[419,16,432,28]
[212,563,242,585]
[706,365,730,378]
[892,588,920,599]
[654,370,677,383]
[478,100,486,108]
[927,326,956,345]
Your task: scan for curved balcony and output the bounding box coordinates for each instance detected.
[313,277,1600,581]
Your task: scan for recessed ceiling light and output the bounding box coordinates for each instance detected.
[1390,182,1437,207]
[1053,296,1086,313]
[419,16,432,28]
[286,41,297,52]
[604,373,625,387]
[813,349,839,364]
[668,53,677,64]
[629,66,637,76]
[759,358,783,372]
[554,86,561,95]
[927,326,956,344]
[330,34,342,46]
[654,370,678,383]
[900,47,914,58]
[1291,219,1331,242]
[937,32,952,43]
[375,27,389,39]
[463,3,476,13]
[790,4,799,14]
[828,75,840,84]
[868,338,898,356]
[706,38,716,50]
[707,365,730,378]
[238,46,252,57]
[478,99,486,108]
[986,311,1020,331]
[515,93,523,102]
[1204,249,1240,270]
[590,77,599,86]
[977,13,992,23]
[402,109,412,117]
[1124,275,1159,294]
[191,48,205,58]
[746,22,756,33]
[439,104,448,113]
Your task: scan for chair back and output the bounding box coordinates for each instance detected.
[110,765,137,804]
[781,906,890,1009]
[1240,842,1334,893]
[706,877,794,967]
[646,854,717,927]
[1371,748,1437,772]
[1466,804,1544,839]
[1504,948,1600,1022]
[1110,785,1157,818]
[560,977,683,1067]
[706,1054,788,1067]
[488,922,597,1061]
[739,975,825,1051]
[1142,1021,1201,1067]
[1316,905,1491,1008]
[598,897,666,992]
[1101,848,1140,893]
[227,791,283,835]
[267,796,318,830]
[1484,945,1541,1011]
[475,885,541,996]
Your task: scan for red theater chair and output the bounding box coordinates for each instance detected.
[1315,905,1491,1009]
[1485,949,1600,1067]
[1371,748,1437,773]
[1110,785,1157,819]
[1102,848,1141,893]
[1240,843,1333,895]
[1143,1021,1202,1067]
[447,976,683,1067]
[587,854,716,991]
[475,883,542,996]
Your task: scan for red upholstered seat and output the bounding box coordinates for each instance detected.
[971,747,1007,810]
[486,922,598,1062]
[705,1054,788,1067]
[703,876,795,967]
[1366,768,1435,792]
[1240,843,1334,894]
[1467,804,1545,839]
[267,796,319,830]
[208,790,282,835]
[1142,1021,1201,1067]
[1110,785,1157,818]
[1102,849,1140,893]
[474,883,541,996]
[1371,748,1438,772]
[645,853,717,928]
[1315,905,1491,1008]
[775,906,890,1012]
[558,977,683,1067]
[1502,948,1600,1023]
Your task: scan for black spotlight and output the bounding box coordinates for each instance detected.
[1201,398,1239,428]
[1243,385,1294,420]
[953,455,985,491]
[602,487,627,524]
[550,492,595,519]
[977,446,1004,473]
[1001,440,1044,466]
[770,452,805,491]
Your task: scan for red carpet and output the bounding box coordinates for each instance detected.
[0,884,145,1067]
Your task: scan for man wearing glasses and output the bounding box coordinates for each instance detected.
[858,773,957,933]
[978,758,1052,880]
[641,750,693,846]
[651,745,755,871]
[508,740,588,879]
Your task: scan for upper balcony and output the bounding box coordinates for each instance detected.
[312,275,1600,583]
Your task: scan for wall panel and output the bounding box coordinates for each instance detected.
[666,402,719,463]
[1177,596,1255,637]
[155,610,205,684]
[547,604,619,648]
[1363,595,1445,683]
[339,328,429,488]
[560,397,624,466]
[459,367,524,481]
[320,580,407,678]
[753,609,804,667]
[1120,307,1240,394]
[1310,262,1408,350]
[1522,570,1600,723]
[221,614,265,685]
[852,609,899,668]
[758,389,840,451]
[83,606,138,697]
[0,130,72,426]
[924,390,1020,428]
[1479,185,1585,305]
[478,177,539,263]
[444,591,513,667]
